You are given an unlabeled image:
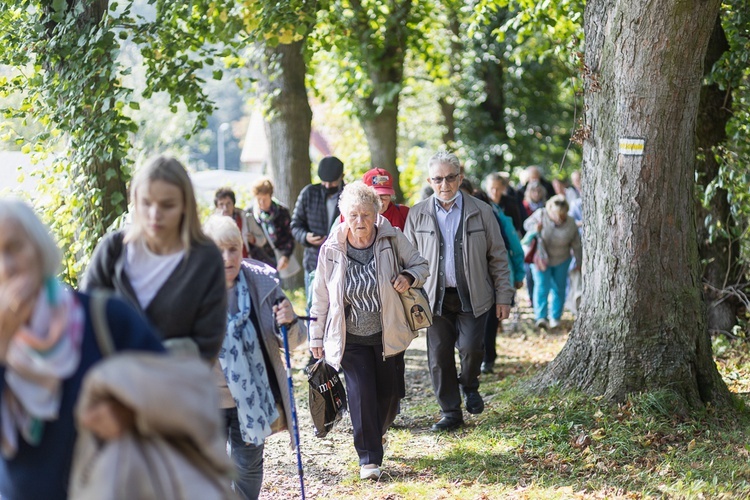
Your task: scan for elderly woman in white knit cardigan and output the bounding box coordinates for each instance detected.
[523,194,582,329]
[309,182,429,481]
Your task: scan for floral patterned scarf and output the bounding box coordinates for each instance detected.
[0,279,84,458]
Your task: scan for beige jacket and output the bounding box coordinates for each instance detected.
[404,193,514,317]
[70,354,236,500]
[309,216,430,370]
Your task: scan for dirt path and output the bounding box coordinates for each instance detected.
[260,300,570,499]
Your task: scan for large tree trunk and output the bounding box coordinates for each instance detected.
[695,19,741,336]
[257,40,312,289]
[259,40,313,209]
[360,100,403,200]
[352,0,411,202]
[530,0,732,408]
[54,0,128,234]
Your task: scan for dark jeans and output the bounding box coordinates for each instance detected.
[223,407,264,500]
[340,342,401,466]
[426,290,489,419]
[483,293,515,365]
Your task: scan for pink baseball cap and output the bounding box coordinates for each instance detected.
[363,168,395,195]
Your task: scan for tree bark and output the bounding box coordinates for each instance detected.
[352,0,412,202]
[257,40,312,289]
[258,40,313,209]
[695,18,741,336]
[360,101,403,199]
[530,0,732,409]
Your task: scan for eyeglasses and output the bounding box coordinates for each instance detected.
[430,173,459,184]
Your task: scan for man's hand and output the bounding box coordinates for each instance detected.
[496,304,511,321]
[306,233,326,246]
[311,347,324,359]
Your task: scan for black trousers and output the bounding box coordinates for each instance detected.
[426,290,489,419]
[340,342,401,466]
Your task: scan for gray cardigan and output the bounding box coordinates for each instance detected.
[81,231,227,360]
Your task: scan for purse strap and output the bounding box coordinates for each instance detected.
[90,289,115,358]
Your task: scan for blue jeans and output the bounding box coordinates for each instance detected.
[224,407,264,500]
[531,257,572,322]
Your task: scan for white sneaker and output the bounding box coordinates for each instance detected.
[360,464,382,480]
[535,319,548,330]
[549,318,560,328]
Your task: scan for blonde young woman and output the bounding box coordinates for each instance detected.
[310,181,429,481]
[82,156,227,360]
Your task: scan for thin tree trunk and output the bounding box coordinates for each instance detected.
[695,18,741,335]
[530,0,732,408]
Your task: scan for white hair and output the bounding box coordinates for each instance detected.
[203,215,242,247]
[339,181,381,216]
[0,199,61,278]
[427,151,461,175]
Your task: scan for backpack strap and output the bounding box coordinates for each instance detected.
[90,290,115,358]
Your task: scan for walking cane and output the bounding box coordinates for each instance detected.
[278,306,316,500]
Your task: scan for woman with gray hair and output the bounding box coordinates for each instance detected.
[309,181,429,481]
[0,199,164,499]
[203,215,306,499]
[523,194,582,329]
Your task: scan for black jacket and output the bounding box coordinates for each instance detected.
[290,183,343,272]
[80,231,227,360]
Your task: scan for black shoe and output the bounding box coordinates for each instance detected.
[430,416,464,432]
[464,390,485,415]
[480,362,494,374]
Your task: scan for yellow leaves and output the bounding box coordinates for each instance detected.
[278,28,296,45]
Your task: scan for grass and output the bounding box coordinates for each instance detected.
[265,289,750,499]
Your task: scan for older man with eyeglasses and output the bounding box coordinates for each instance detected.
[404,151,514,432]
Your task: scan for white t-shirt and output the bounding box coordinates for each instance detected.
[124,239,185,309]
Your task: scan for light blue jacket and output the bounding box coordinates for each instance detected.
[493,207,525,285]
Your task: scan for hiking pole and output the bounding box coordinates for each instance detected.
[277,302,314,500]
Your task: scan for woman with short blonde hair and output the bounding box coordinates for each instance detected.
[249,177,298,277]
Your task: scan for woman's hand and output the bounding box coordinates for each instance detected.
[273,298,295,326]
[0,276,39,361]
[311,347,324,359]
[392,273,414,294]
[536,221,543,232]
[277,255,289,270]
[79,398,135,440]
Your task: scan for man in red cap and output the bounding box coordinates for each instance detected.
[363,168,410,230]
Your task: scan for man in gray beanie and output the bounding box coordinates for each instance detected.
[291,156,346,311]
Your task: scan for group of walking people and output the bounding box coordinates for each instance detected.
[0,150,583,499]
